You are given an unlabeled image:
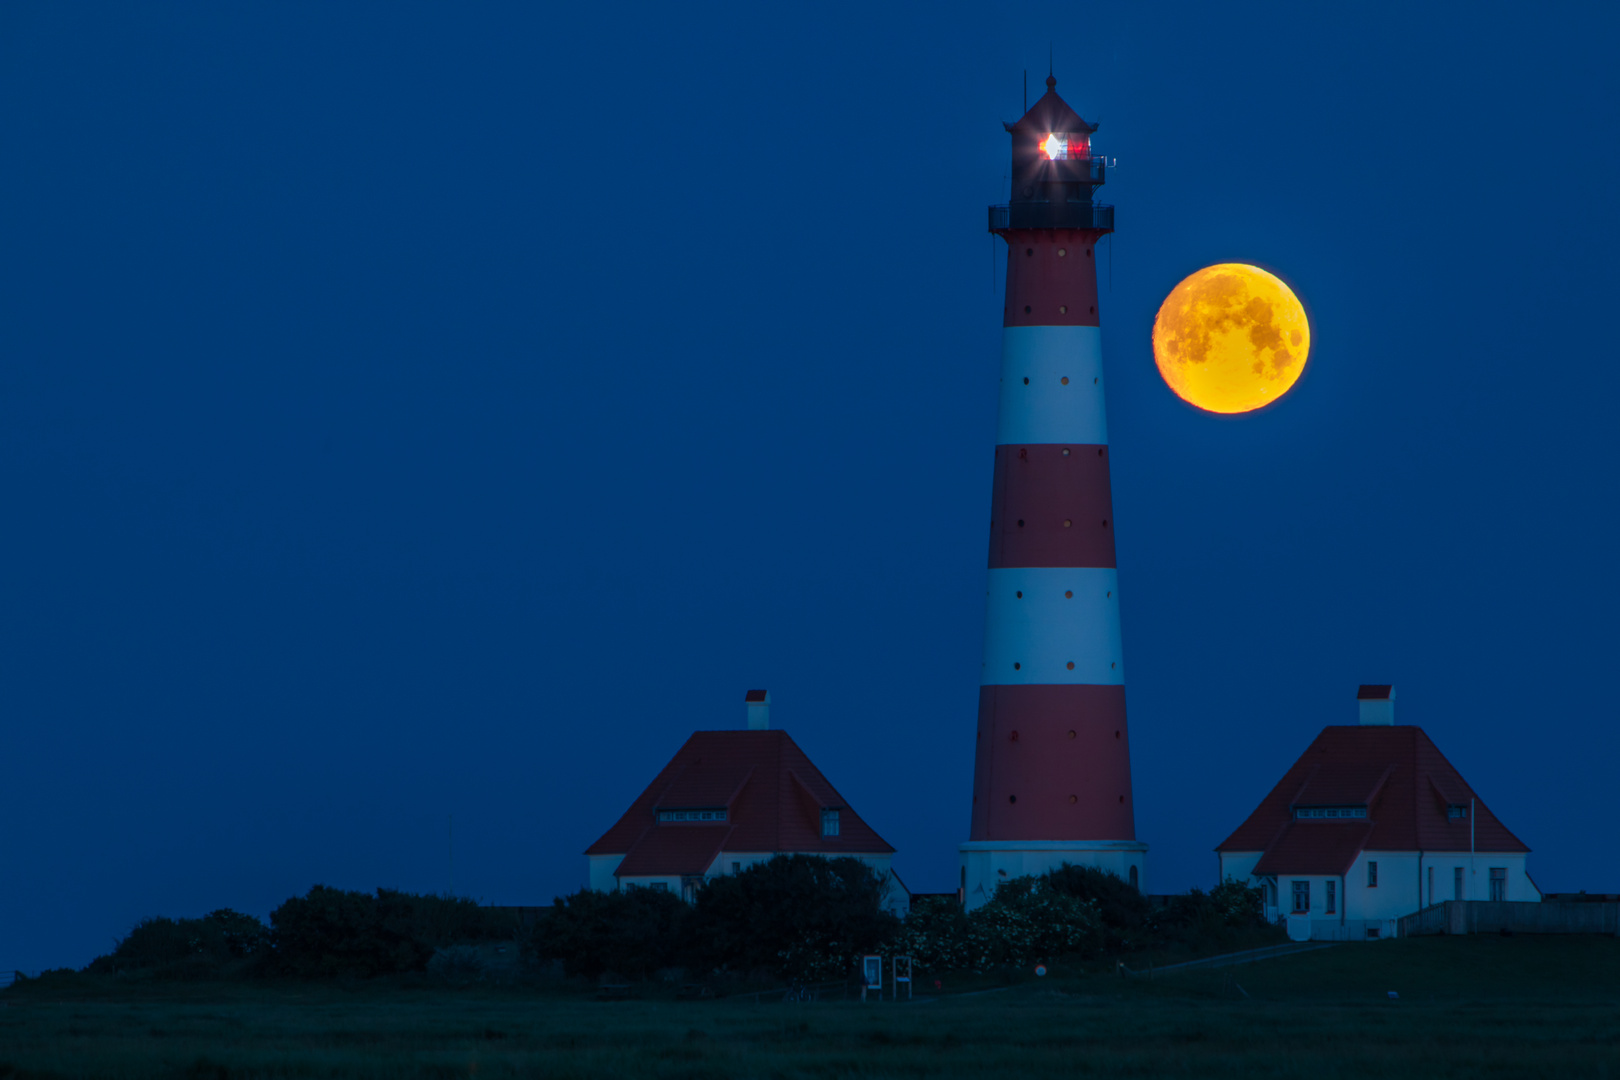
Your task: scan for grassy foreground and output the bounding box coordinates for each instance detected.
[3,936,1619,1078]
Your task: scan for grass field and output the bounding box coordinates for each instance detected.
[4,936,1619,1078]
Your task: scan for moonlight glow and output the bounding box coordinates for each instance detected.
[1151,264,1310,414]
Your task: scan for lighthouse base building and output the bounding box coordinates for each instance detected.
[960,840,1146,910]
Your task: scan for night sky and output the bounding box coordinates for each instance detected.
[4,2,1618,973]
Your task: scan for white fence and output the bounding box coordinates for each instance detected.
[1399,901,1620,936]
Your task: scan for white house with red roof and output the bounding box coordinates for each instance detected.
[1217,686,1538,941]
[585,691,906,912]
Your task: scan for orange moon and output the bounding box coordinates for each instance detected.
[1151,264,1310,414]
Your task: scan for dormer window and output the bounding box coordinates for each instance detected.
[658,808,727,823]
[1295,806,1367,820]
[1447,804,1468,819]
[821,808,840,837]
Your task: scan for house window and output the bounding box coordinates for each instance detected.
[1295,806,1368,820]
[1367,861,1378,888]
[1129,866,1139,889]
[732,861,741,874]
[821,808,840,837]
[658,808,727,823]
[1325,880,1337,914]
[1447,804,1468,819]
[1454,866,1464,901]
[1291,881,1310,913]
[1366,927,1381,940]
[1490,868,1506,901]
[649,882,669,892]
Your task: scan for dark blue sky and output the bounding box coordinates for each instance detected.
[3,2,1617,971]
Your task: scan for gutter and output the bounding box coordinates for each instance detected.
[1418,849,1424,913]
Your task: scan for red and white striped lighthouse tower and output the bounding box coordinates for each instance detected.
[959,75,1146,907]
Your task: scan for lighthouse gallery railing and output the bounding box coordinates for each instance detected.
[988,203,1115,232]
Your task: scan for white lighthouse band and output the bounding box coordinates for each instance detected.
[980,567,1123,685]
[997,326,1108,447]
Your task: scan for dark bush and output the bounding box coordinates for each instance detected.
[270,886,513,979]
[209,909,271,957]
[87,909,269,978]
[898,877,1101,974]
[893,895,973,974]
[1043,864,1152,950]
[965,875,1102,969]
[1155,878,1270,951]
[535,886,687,979]
[685,855,901,982]
[1208,878,1268,928]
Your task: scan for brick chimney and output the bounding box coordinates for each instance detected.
[745,689,770,730]
[1357,684,1394,726]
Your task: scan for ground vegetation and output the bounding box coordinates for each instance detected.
[8,936,1619,1078]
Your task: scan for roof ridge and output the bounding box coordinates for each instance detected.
[1365,763,1396,809]
[1413,725,1531,853]
[721,765,756,809]
[772,727,784,853]
[1409,726,1422,853]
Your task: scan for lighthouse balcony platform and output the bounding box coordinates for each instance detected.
[989,202,1114,233]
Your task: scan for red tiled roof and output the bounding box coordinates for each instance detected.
[585,730,894,877]
[616,825,730,878]
[1357,685,1393,700]
[1217,726,1528,875]
[1292,763,1393,807]
[744,689,768,703]
[656,762,754,810]
[1253,822,1374,876]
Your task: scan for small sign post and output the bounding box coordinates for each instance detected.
[893,955,912,1001]
[860,955,882,1002]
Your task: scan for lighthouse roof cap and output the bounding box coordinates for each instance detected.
[1003,76,1097,136]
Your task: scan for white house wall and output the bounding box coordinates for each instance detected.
[1343,853,1422,923]
[1410,852,1537,906]
[1224,849,1538,939]
[588,854,625,894]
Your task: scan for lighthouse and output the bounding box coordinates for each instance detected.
[959,75,1146,908]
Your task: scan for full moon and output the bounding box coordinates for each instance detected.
[1151,264,1310,414]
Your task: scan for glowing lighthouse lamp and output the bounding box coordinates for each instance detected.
[959,75,1146,909]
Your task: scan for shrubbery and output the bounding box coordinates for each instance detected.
[538,884,689,979]
[895,876,1102,974]
[79,862,1273,987]
[87,887,517,981]
[1045,864,1152,951]
[269,886,512,979]
[1155,877,1270,946]
[895,868,1271,976]
[87,909,270,979]
[531,855,899,983]
[683,855,899,982]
